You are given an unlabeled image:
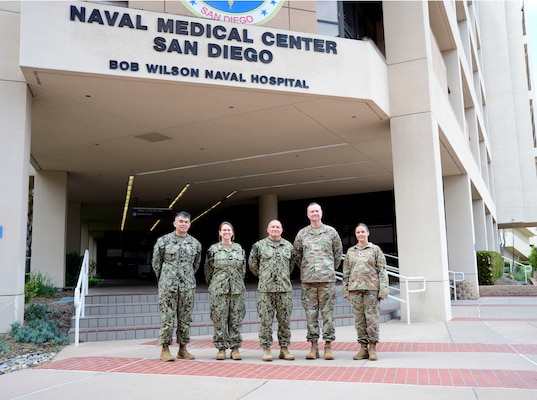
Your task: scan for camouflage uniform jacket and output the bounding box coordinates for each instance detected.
[248,237,295,293]
[293,224,343,283]
[204,242,246,295]
[342,242,389,298]
[152,232,202,292]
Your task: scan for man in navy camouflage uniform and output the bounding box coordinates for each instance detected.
[294,202,342,360]
[249,219,296,362]
[152,211,202,361]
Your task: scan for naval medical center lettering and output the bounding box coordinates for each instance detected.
[69,4,338,89]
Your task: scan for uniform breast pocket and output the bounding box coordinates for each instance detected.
[164,246,178,262]
[261,248,276,262]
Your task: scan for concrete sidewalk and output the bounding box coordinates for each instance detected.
[2,296,537,400]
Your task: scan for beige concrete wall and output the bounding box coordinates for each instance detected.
[0,1,28,333]
[30,171,68,288]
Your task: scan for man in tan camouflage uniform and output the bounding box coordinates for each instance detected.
[152,211,202,362]
[342,223,389,361]
[294,202,342,360]
[249,219,296,362]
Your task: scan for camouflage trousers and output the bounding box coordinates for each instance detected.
[210,292,246,350]
[349,290,380,343]
[158,288,195,346]
[301,282,336,343]
[257,291,293,348]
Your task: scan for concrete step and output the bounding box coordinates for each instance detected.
[69,284,400,343]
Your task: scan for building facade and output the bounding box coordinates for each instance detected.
[1,1,536,333]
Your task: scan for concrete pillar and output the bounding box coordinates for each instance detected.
[0,4,30,333]
[258,194,278,238]
[445,175,479,300]
[391,113,451,321]
[473,199,487,250]
[66,202,81,254]
[384,1,450,321]
[31,171,68,288]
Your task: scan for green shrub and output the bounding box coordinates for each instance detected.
[513,263,531,282]
[529,246,537,272]
[89,275,102,287]
[0,337,9,354]
[25,272,60,303]
[476,250,503,285]
[10,304,68,345]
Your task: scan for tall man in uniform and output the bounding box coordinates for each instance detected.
[294,202,342,360]
[249,219,296,362]
[152,211,202,361]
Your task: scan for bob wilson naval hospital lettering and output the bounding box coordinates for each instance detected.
[69,5,338,90]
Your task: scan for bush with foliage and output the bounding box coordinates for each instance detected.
[529,246,537,272]
[476,250,503,285]
[24,272,59,303]
[10,304,68,345]
[0,337,9,354]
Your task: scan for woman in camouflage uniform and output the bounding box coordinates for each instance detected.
[204,221,246,360]
[342,223,389,361]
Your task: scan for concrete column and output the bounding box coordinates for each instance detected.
[391,113,451,322]
[258,194,278,238]
[0,4,30,333]
[31,171,68,288]
[473,199,487,250]
[385,1,450,321]
[66,202,81,254]
[445,175,479,300]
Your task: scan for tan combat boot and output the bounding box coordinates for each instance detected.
[324,342,335,360]
[279,347,295,361]
[178,344,195,360]
[305,341,319,360]
[352,343,369,360]
[262,348,272,362]
[216,349,226,360]
[368,342,378,361]
[231,348,242,360]
[160,344,175,362]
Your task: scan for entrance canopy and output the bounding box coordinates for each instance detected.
[19,2,394,232]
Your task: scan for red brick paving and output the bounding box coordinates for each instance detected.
[37,339,537,389]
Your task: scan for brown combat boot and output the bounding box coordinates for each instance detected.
[262,348,272,362]
[368,342,378,361]
[279,347,295,360]
[216,349,226,360]
[323,342,335,360]
[231,348,242,360]
[353,343,369,360]
[160,344,175,362]
[305,341,319,359]
[178,344,195,360]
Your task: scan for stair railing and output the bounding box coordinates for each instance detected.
[448,270,465,300]
[502,256,532,284]
[74,249,89,346]
[336,253,426,324]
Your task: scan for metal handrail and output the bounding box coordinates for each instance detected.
[501,256,532,284]
[448,270,465,300]
[74,249,89,346]
[336,256,426,325]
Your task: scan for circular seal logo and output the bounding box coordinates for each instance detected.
[183,1,285,25]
